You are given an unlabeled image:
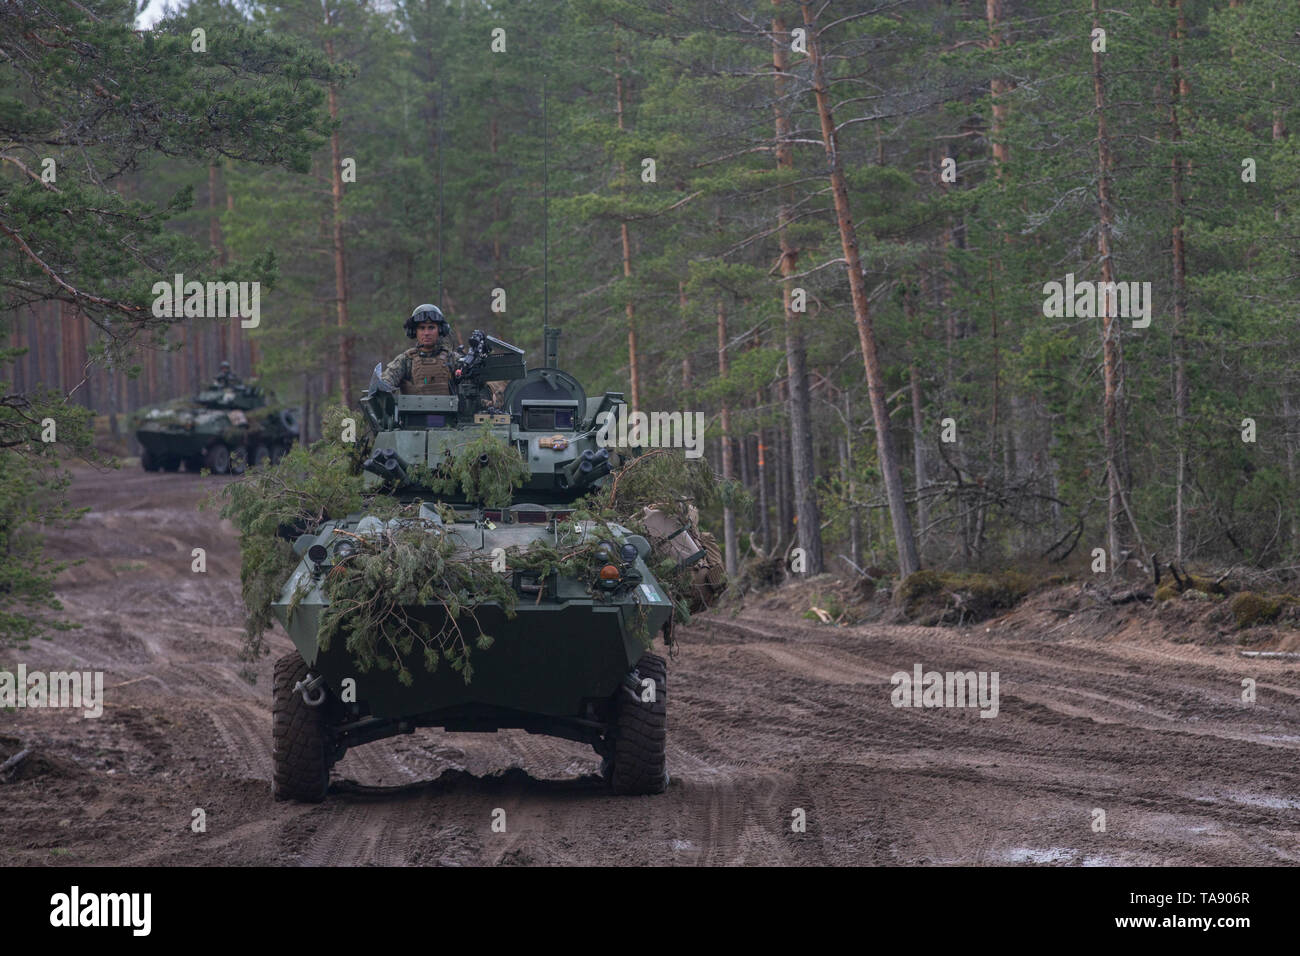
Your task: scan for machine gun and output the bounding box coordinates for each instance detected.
[452,331,526,418]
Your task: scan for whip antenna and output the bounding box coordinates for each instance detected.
[543,72,550,336]
[437,71,446,313]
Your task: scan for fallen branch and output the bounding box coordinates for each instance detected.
[0,749,31,775]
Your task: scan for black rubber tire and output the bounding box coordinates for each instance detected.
[272,651,332,803]
[141,448,159,472]
[229,446,248,476]
[269,441,288,465]
[609,653,668,795]
[204,442,230,475]
[279,408,300,435]
[251,444,270,468]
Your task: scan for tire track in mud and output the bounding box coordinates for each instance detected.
[687,611,1300,865]
[205,701,274,782]
[295,803,387,866]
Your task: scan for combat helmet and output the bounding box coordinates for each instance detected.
[404,303,450,339]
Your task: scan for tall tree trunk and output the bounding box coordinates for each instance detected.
[739,432,752,489]
[986,0,1009,487]
[904,284,928,556]
[757,412,770,553]
[188,314,202,397]
[615,46,641,410]
[1284,387,1298,555]
[774,0,824,574]
[844,389,862,570]
[145,338,157,406]
[59,302,71,393]
[776,413,791,545]
[209,160,228,364]
[718,299,739,577]
[679,281,693,392]
[1275,81,1296,554]
[1170,0,1190,564]
[325,37,352,407]
[909,364,927,558]
[1092,0,1123,567]
[29,311,42,391]
[803,2,920,576]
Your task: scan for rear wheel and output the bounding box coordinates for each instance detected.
[229,446,248,475]
[608,653,668,795]
[141,449,160,472]
[251,444,270,468]
[272,651,332,803]
[204,442,230,475]
[269,441,288,465]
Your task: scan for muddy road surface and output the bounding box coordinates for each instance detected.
[3,467,1298,865]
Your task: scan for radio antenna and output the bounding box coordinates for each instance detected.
[437,71,446,313]
[542,72,550,335]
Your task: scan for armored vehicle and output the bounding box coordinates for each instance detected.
[269,329,676,801]
[134,381,300,474]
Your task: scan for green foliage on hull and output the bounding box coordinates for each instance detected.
[213,422,364,661]
[221,406,674,682]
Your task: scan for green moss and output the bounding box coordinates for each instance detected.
[1229,592,1284,628]
[898,569,1032,625]
[1186,573,1229,596]
[944,572,1031,617]
[1154,584,1178,602]
[897,570,942,604]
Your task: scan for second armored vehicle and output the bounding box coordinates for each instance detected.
[134,380,300,474]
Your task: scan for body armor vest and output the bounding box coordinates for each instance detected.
[401,348,451,395]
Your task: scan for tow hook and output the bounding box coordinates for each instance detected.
[294,673,327,707]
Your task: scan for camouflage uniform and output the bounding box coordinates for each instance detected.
[382,345,454,394]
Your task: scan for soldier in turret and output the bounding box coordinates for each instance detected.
[214,360,242,387]
[382,304,454,394]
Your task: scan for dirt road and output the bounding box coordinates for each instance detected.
[3,468,1298,865]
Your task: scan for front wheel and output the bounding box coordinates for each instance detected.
[141,448,160,472]
[272,652,333,803]
[204,442,230,475]
[608,653,668,795]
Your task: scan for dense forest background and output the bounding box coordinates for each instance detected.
[5,0,1300,634]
